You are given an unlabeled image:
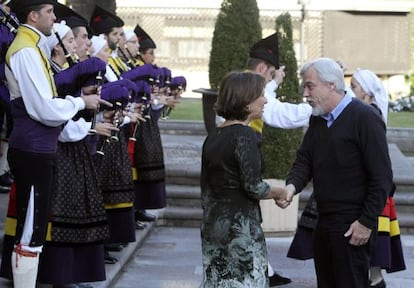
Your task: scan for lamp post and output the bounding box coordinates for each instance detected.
[298,0,310,66]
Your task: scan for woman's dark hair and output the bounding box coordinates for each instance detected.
[215,71,265,121]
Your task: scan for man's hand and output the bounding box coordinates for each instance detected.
[95,122,119,137]
[81,94,112,110]
[274,183,295,208]
[344,220,372,246]
[274,65,286,86]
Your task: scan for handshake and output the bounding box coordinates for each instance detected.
[263,179,296,209]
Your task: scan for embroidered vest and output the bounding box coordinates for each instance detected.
[6,25,57,96]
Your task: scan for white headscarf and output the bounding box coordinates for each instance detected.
[91,35,107,56]
[124,29,136,41]
[53,22,71,41]
[353,69,388,123]
[45,22,72,58]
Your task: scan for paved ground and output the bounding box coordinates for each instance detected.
[108,226,414,288]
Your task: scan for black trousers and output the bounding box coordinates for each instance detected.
[8,148,56,247]
[313,213,372,288]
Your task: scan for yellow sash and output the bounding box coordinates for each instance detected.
[6,25,57,96]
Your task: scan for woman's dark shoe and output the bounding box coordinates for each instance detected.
[370,279,386,288]
[269,273,292,286]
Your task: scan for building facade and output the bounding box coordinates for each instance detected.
[117,0,414,99]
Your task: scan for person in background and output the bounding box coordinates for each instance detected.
[90,5,126,79]
[4,0,105,286]
[0,0,16,194]
[283,58,394,288]
[351,68,406,288]
[132,24,173,225]
[135,23,156,66]
[248,33,312,140]
[118,29,139,68]
[48,22,77,72]
[201,70,289,287]
[53,2,93,62]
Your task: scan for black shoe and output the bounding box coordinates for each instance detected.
[269,273,292,286]
[104,243,123,252]
[136,210,156,222]
[0,171,13,187]
[135,220,146,230]
[370,279,386,288]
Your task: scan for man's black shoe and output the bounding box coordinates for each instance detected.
[135,220,146,230]
[136,210,156,222]
[0,186,9,193]
[104,243,123,252]
[104,251,118,264]
[370,279,386,288]
[269,273,292,286]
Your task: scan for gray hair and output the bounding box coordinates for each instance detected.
[300,57,346,93]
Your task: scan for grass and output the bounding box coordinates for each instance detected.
[169,98,414,128]
[388,112,414,128]
[168,98,203,121]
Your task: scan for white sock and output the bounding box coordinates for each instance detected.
[369,266,383,285]
[268,262,274,277]
[11,250,39,288]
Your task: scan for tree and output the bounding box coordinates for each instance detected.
[66,0,116,21]
[261,13,304,179]
[208,0,262,89]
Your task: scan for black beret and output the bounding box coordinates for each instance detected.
[10,0,56,13]
[90,5,124,35]
[134,24,156,50]
[53,2,93,37]
[249,32,279,69]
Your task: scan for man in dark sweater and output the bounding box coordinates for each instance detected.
[283,58,393,288]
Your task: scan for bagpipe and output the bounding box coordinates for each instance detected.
[53,57,107,135]
[117,43,136,69]
[88,70,103,135]
[0,5,19,34]
[53,56,107,97]
[96,78,145,156]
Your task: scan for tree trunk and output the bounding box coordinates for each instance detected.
[66,0,116,21]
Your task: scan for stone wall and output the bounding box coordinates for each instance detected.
[387,128,414,153]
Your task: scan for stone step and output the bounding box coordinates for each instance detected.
[157,206,202,228]
[166,184,201,207]
[166,169,200,186]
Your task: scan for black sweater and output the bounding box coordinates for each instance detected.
[286,98,393,229]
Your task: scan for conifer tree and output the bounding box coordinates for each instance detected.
[262,13,304,179]
[209,0,262,89]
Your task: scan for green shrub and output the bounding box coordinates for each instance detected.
[208,0,262,89]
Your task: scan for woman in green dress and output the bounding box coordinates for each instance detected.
[200,71,289,288]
